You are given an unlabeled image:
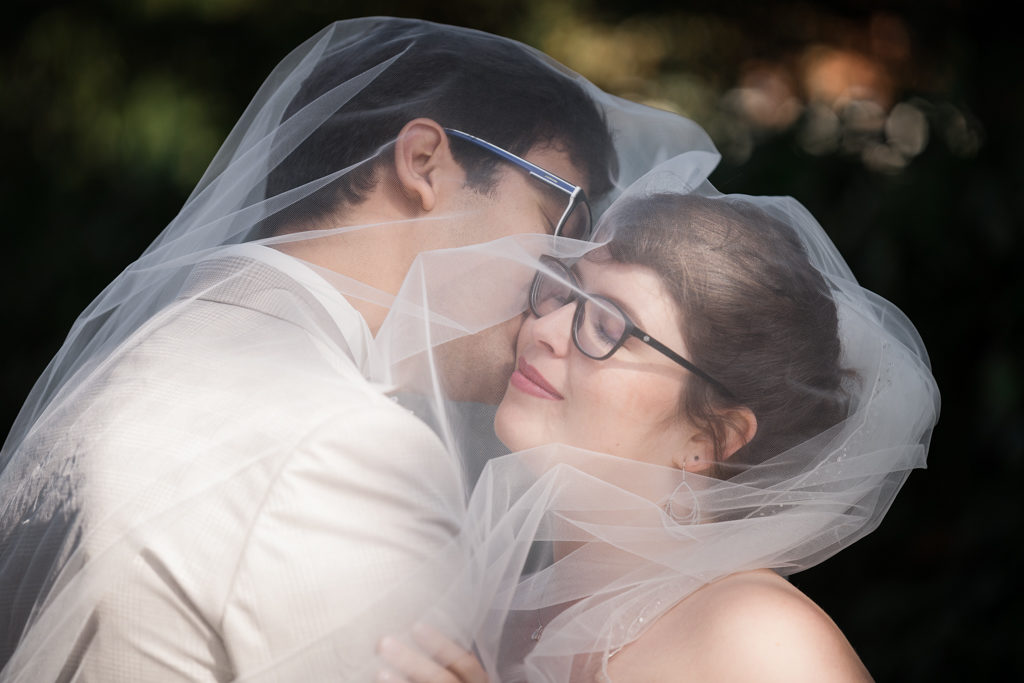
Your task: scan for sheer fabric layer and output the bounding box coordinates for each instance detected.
[377,175,938,680]
[0,16,937,683]
[0,17,723,682]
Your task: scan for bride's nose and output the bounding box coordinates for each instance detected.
[530,302,575,357]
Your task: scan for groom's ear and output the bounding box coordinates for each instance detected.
[393,118,455,213]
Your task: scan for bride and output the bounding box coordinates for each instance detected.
[376,173,939,681]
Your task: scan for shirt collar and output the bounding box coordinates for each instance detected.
[218,243,377,373]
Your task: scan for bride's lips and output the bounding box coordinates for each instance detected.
[509,358,564,400]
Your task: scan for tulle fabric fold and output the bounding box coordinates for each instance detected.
[370,187,938,679]
[0,16,936,683]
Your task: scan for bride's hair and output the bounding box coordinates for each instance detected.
[601,193,855,477]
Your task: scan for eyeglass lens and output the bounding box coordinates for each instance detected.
[574,298,627,358]
[556,198,592,240]
[528,257,735,399]
[530,264,627,359]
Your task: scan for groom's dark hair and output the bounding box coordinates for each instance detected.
[264,18,616,232]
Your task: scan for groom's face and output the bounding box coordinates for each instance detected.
[458,144,591,245]
[437,145,591,404]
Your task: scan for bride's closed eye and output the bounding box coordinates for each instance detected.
[592,314,620,346]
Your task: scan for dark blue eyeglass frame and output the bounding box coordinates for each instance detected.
[444,128,592,240]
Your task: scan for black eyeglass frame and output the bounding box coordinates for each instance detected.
[444,128,592,240]
[529,256,736,400]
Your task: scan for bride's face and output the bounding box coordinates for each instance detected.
[494,258,703,467]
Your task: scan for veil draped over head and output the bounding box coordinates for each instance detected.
[0,16,720,682]
[376,158,940,680]
[0,16,937,683]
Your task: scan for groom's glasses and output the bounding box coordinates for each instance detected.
[444,128,592,240]
[530,256,736,400]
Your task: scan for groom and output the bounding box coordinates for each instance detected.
[0,18,614,681]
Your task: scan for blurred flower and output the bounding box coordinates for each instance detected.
[886,102,929,158]
[724,61,802,132]
[521,4,979,173]
[801,45,893,112]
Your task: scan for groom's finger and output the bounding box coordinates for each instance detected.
[376,667,412,683]
[378,636,458,683]
[412,624,488,683]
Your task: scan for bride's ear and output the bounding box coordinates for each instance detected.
[673,407,757,473]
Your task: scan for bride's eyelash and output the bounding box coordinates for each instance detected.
[595,322,618,345]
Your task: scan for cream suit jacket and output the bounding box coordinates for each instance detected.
[1,248,465,681]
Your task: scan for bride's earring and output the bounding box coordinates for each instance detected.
[664,477,700,525]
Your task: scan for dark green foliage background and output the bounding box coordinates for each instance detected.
[3,1,1019,679]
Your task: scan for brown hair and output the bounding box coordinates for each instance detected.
[263,19,616,235]
[601,193,853,478]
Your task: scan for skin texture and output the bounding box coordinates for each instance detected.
[495,258,754,470]
[495,259,697,467]
[383,258,872,682]
[606,569,874,683]
[366,136,866,681]
[378,624,488,683]
[279,119,588,330]
[379,572,873,683]
[279,118,590,404]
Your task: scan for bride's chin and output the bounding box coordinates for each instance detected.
[493,403,512,449]
[493,400,525,452]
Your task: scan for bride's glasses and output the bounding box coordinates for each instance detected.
[444,128,592,240]
[529,256,736,399]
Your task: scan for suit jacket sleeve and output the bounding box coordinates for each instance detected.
[220,401,466,679]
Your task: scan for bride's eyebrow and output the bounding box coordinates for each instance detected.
[573,263,648,329]
[608,295,647,331]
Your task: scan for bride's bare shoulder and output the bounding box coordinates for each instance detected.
[607,569,873,683]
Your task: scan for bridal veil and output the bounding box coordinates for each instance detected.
[0,16,718,682]
[380,158,939,680]
[0,16,937,683]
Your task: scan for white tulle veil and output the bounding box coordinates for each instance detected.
[0,16,937,683]
[0,16,722,683]
[372,156,939,680]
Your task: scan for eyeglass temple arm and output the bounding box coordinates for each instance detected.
[628,329,737,401]
[444,128,578,195]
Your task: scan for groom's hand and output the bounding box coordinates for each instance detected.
[377,622,488,683]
